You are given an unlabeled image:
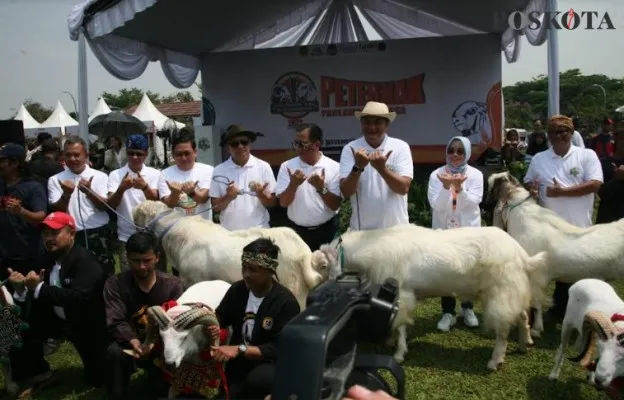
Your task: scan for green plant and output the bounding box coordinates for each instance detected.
[507,161,529,182]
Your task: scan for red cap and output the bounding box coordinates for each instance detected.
[41,212,76,230]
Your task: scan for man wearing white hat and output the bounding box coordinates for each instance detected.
[338,101,414,230]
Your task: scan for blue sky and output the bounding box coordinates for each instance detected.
[0,0,622,118]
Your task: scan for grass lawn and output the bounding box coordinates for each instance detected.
[2,283,618,400]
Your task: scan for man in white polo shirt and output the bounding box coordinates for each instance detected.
[158,128,214,220]
[210,125,276,230]
[339,101,414,230]
[524,114,603,319]
[107,134,160,271]
[48,135,114,275]
[276,123,341,250]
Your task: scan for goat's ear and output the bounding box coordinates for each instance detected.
[508,174,521,187]
[486,177,505,204]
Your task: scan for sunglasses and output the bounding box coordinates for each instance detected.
[447,148,465,156]
[291,140,311,150]
[127,151,146,157]
[229,139,250,147]
[549,129,570,136]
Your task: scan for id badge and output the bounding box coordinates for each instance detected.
[446,215,460,229]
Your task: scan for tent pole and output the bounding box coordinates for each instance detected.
[547,0,559,117]
[78,27,90,151]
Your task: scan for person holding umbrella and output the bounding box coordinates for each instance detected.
[107,134,160,271]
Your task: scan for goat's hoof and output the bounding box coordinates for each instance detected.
[487,360,502,371]
[517,346,528,354]
[392,354,405,364]
[548,373,559,381]
[530,329,542,338]
[6,382,19,396]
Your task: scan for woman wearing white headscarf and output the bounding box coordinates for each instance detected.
[427,136,484,332]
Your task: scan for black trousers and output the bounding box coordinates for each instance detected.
[441,297,473,315]
[551,281,572,315]
[219,363,276,400]
[103,341,169,400]
[288,215,339,252]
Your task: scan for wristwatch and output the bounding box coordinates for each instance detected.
[318,187,329,195]
[238,344,248,355]
[352,165,364,174]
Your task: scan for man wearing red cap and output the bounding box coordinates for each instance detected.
[7,211,109,392]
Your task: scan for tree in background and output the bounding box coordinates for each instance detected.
[22,100,54,123]
[101,88,195,110]
[504,69,624,130]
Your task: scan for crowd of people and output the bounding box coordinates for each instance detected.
[0,100,622,399]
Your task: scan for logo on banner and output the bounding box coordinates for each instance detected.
[319,74,426,118]
[506,9,615,30]
[270,72,320,128]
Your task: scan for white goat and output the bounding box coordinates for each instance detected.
[549,279,624,390]
[313,223,549,371]
[141,280,231,369]
[487,171,624,337]
[132,200,328,309]
[0,285,18,396]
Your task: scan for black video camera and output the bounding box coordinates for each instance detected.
[272,272,405,400]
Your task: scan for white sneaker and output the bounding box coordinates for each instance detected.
[461,308,479,328]
[437,313,456,332]
[43,338,59,356]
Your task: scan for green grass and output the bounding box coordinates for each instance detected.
[4,283,619,400]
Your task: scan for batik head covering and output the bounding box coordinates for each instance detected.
[547,115,574,135]
[126,134,149,150]
[241,252,278,274]
[445,136,471,175]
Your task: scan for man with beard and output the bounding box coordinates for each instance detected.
[103,231,184,400]
[210,237,300,399]
[7,212,108,393]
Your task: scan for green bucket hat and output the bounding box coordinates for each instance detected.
[219,124,264,147]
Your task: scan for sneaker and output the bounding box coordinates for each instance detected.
[437,313,456,332]
[461,308,479,328]
[43,339,58,356]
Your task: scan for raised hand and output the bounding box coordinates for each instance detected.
[59,179,75,196]
[546,177,562,198]
[612,163,624,180]
[6,198,23,216]
[181,181,199,195]
[120,172,134,191]
[78,176,94,194]
[450,174,467,192]
[437,173,454,190]
[307,168,325,191]
[529,179,539,200]
[226,181,240,199]
[24,269,45,290]
[369,150,393,171]
[166,181,183,195]
[351,147,370,169]
[287,168,306,186]
[132,173,148,190]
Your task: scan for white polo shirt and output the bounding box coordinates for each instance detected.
[48,165,110,231]
[209,155,276,231]
[339,135,414,230]
[524,146,603,228]
[158,162,214,221]
[275,154,341,227]
[108,164,161,241]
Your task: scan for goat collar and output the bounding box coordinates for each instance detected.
[612,314,624,324]
[500,195,532,231]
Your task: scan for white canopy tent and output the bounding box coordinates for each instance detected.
[88,96,112,122]
[66,0,559,146]
[40,101,80,137]
[132,93,185,131]
[13,104,49,139]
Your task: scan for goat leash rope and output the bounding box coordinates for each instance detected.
[501,195,532,231]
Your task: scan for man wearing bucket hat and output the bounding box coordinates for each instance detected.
[338,101,414,230]
[210,125,276,230]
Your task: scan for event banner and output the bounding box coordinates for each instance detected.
[201,34,502,165]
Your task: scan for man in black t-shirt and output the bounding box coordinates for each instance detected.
[0,143,48,279]
[29,138,64,194]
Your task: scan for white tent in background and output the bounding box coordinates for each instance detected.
[14,104,48,138]
[132,93,185,130]
[88,97,112,122]
[616,105,624,114]
[40,101,79,137]
[14,104,41,128]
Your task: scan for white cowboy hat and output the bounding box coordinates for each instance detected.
[354,101,396,122]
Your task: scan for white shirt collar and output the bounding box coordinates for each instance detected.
[226,155,257,169]
[68,164,91,177]
[549,144,577,159]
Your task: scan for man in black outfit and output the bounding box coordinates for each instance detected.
[210,237,300,399]
[7,211,109,391]
[103,231,184,400]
